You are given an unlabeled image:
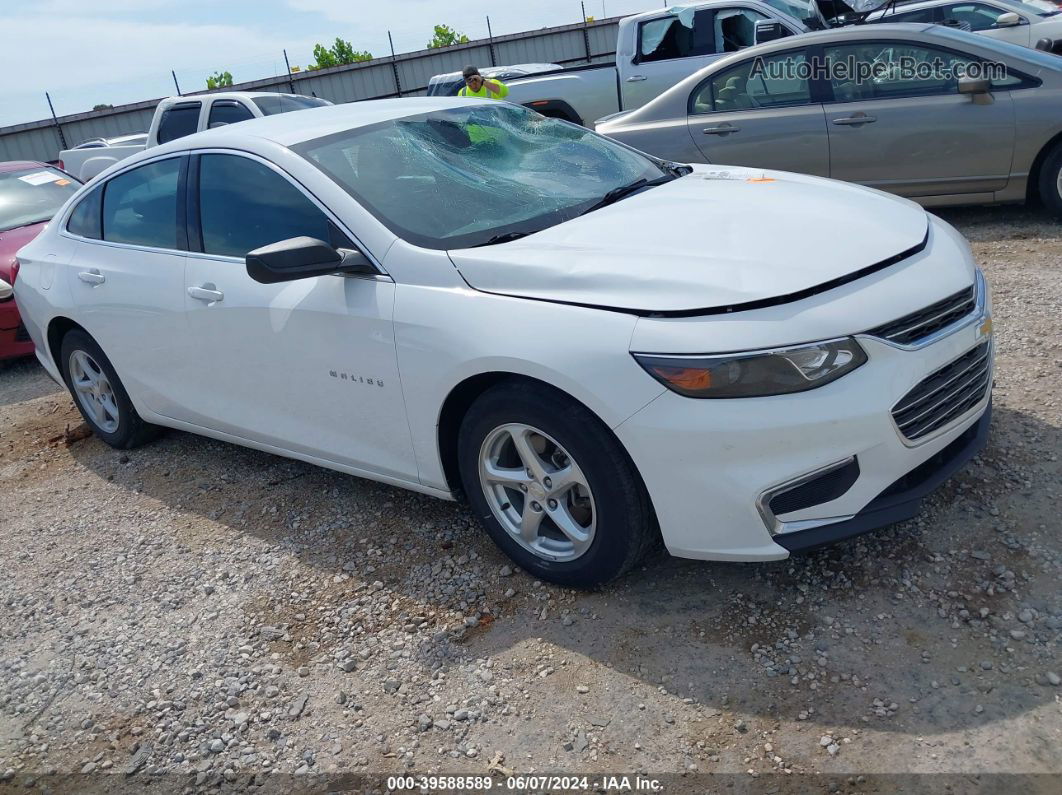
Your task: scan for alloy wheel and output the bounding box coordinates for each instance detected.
[478,422,596,562]
[69,350,120,434]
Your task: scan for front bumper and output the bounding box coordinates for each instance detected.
[615,301,993,561]
[775,400,990,552]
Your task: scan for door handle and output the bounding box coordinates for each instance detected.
[703,124,740,135]
[77,269,105,285]
[832,114,877,126]
[626,75,647,82]
[188,284,224,303]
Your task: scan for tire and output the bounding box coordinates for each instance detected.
[457,380,657,588]
[1037,141,1062,217]
[59,329,159,449]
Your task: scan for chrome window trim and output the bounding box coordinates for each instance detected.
[756,456,858,536]
[856,269,986,352]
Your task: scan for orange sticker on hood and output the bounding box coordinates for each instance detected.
[746,177,775,183]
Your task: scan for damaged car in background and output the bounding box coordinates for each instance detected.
[15,99,993,586]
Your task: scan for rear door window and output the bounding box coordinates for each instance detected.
[102,158,182,249]
[157,103,201,144]
[67,187,103,239]
[691,49,812,112]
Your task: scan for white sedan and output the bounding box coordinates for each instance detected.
[14,98,994,586]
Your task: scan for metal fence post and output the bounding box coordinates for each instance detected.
[283,50,297,93]
[45,93,67,150]
[388,32,403,97]
[581,2,592,62]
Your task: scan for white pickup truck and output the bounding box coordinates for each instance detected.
[59,92,331,182]
[427,0,828,125]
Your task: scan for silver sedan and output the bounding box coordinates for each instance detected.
[596,23,1062,214]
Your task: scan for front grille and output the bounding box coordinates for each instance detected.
[892,341,991,441]
[14,323,31,343]
[769,458,861,516]
[867,286,975,346]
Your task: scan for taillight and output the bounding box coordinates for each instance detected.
[57,160,65,171]
[11,258,20,283]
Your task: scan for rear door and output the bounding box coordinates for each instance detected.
[624,5,779,109]
[64,155,189,415]
[686,46,829,175]
[154,101,202,145]
[823,40,1017,197]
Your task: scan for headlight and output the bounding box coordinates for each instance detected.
[633,338,867,399]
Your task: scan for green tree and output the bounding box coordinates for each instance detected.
[92,103,113,112]
[206,70,233,89]
[308,38,372,70]
[427,24,470,49]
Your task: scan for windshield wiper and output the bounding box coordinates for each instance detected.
[578,174,676,217]
[474,231,533,247]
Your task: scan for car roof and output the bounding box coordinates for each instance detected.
[0,160,48,173]
[153,96,488,152]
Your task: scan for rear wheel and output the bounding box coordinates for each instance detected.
[1037,141,1062,217]
[60,329,159,449]
[457,381,656,587]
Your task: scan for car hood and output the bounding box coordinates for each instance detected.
[447,166,928,314]
[0,221,47,284]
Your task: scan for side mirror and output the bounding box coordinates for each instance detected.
[958,76,990,94]
[245,236,376,284]
[995,11,1021,27]
[0,278,12,301]
[958,76,993,104]
[754,20,788,45]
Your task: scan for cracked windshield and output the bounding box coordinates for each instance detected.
[294,104,668,249]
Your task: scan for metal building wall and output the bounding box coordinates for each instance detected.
[0,18,622,165]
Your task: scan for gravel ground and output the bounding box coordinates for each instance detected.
[0,205,1060,794]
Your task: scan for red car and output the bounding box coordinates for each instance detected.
[0,161,81,360]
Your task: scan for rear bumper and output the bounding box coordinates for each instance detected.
[0,301,34,360]
[775,400,991,552]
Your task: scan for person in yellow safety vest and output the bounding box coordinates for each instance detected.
[458,65,509,99]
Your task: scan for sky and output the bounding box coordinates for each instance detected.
[0,0,668,128]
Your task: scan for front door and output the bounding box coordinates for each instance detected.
[178,152,416,481]
[686,47,830,175]
[942,3,1033,46]
[625,5,775,109]
[823,41,1016,197]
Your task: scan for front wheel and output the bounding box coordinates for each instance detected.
[60,329,159,449]
[457,381,657,587]
[1037,142,1062,217]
